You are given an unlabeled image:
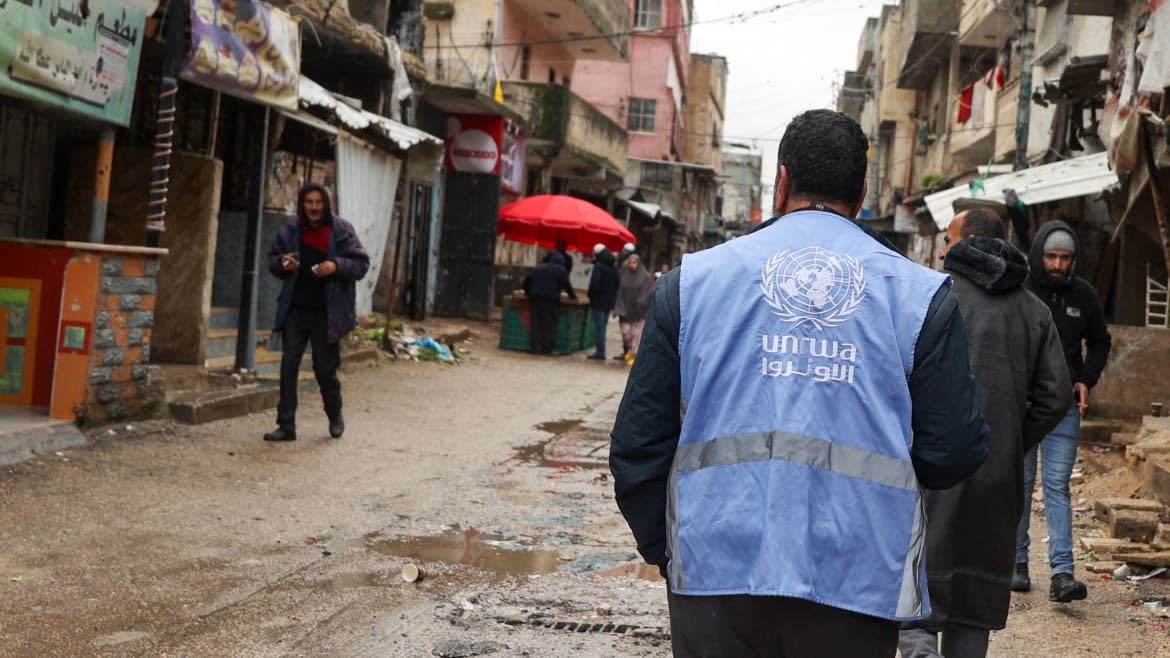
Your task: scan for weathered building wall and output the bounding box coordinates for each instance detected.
[63,147,221,365]
[1093,325,1170,419]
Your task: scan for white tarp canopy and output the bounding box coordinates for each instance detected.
[625,199,662,220]
[336,135,402,317]
[297,77,440,152]
[924,151,1118,230]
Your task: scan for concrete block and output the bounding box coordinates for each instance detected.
[102,348,125,366]
[101,258,124,276]
[1116,551,1170,567]
[131,364,149,380]
[128,328,144,346]
[1147,459,1170,508]
[93,328,116,349]
[1094,497,1165,522]
[106,400,128,420]
[0,421,86,466]
[1080,536,1152,558]
[95,310,110,330]
[145,257,161,277]
[120,294,141,311]
[1113,432,1141,447]
[1084,560,1127,573]
[129,311,154,328]
[142,344,150,363]
[1153,523,1170,551]
[1080,420,1119,446]
[1142,416,1170,434]
[103,277,157,295]
[1109,508,1161,542]
[89,367,112,385]
[97,384,120,403]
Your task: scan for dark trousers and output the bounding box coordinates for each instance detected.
[529,299,560,354]
[667,590,899,658]
[276,307,342,430]
[591,309,608,356]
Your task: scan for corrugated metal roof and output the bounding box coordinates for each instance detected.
[298,77,441,152]
[924,152,1117,230]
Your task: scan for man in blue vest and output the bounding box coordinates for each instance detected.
[610,109,990,657]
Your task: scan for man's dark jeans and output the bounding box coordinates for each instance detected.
[529,299,560,354]
[591,309,608,357]
[276,306,342,430]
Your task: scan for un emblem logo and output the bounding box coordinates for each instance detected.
[759,247,867,329]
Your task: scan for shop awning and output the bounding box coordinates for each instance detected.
[297,77,441,152]
[625,199,662,220]
[924,151,1118,230]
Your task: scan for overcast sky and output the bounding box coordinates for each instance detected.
[691,0,893,213]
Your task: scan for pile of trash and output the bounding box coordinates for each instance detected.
[359,319,474,364]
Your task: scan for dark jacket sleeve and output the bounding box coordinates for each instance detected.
[331,220,371,282]
[908,284,991,490]
[610,270,681,571]
[561,269,577,300]
[1025,311,1074,452]
[267,224,294,279]
[1079,285,1111,389]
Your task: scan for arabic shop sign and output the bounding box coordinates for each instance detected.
[181,0,301,111]
[0,0,147,126]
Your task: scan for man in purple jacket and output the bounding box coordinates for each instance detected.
[263,183,370,442]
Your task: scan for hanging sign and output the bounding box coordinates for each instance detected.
[0,0,147,126]
[181,0,301,111]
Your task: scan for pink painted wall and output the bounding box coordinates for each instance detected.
[572,0,691,162]
[498,2,577,85]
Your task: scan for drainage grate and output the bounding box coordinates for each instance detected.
[500,617,668,637]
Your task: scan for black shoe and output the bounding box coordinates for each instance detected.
[612,353,627,361]
[329,415,345,439]
[1011,563,1031,592]
[1049,573,1087,602]
[263,427,296,442]
[587,353,605,360]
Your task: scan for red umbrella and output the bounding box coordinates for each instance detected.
[497,194,636,253]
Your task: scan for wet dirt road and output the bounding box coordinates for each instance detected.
[1,320,1168,657]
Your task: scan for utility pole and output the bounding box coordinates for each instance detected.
[1013,0,1037,171]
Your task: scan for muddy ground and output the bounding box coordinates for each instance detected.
[1,319,1168,657]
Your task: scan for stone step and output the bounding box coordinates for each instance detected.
[1081,419,1128,446]
[206,328,272,360]
[210,306,238,330]
[206,349,312,378]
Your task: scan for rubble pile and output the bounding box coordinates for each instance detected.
[356,317,475,364]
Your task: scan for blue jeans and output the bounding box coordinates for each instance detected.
[592,309,608,356]
[1016,404,1080,575]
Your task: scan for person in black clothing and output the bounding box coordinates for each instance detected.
[263,183,370,442]
[1013,220,1112,602]
[523,251,576,354]
[587,244,620,360]
[543,239,573,276]
[898,209,1070,658]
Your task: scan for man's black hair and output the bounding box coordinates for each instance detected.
[776,109,868,206]
[959,207,1005,239]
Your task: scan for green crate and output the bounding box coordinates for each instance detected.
[579,307,596,352]
[499,300,583,354]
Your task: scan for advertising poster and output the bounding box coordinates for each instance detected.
[181,0,300,111]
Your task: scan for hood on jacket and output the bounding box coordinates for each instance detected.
[594,250,615,267]
[543,251,565,267]
[944,236,1029,294]
[297,182,335,227]
[1027,220,1080,289]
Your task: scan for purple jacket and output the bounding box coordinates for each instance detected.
[268,215,370,344]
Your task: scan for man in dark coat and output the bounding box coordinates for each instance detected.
[523,251,576,354]
[898,208,1070,657]
[543,239,573,276]
[1014,219,1112,602]
[263,183,370,442]
[587,244,620,360]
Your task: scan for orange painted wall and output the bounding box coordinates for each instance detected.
[51,254,100,420]
[0,244,70,406]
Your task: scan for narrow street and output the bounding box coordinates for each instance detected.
[1,321,1168,657]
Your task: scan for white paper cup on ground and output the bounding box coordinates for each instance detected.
[401,563,426,583]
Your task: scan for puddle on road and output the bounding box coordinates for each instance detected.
[513,419,609,470]
[366,528,560,580]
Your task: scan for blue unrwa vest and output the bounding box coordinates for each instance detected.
[672,210,949,621]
